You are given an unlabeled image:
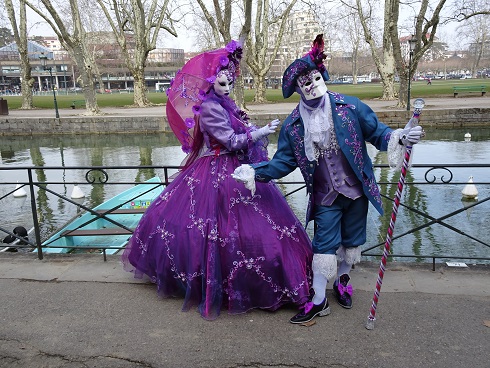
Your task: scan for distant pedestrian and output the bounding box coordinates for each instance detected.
[427,78,432,85]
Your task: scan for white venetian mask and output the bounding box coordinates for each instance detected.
[297,70,328,100]
[214,70,234,96]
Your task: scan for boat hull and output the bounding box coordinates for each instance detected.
[41,176,163,255]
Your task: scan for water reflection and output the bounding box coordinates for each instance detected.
[1,127,489,263]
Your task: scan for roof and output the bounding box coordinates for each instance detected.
[0,40,53,59]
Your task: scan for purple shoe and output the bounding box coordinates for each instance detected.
[289,298,331,324]
[333,274,353,309]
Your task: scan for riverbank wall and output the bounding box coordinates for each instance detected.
[0,115,169,136]
[1,106,489,136]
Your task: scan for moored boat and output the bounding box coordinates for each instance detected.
[41,176,163,255]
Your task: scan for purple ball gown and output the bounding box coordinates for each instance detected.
[122,91,312,320]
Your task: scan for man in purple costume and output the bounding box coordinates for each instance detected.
[233,34,423,324]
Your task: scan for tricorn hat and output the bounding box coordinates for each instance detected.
[282,34,330,98]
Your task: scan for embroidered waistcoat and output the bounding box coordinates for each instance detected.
[313,148,363,207]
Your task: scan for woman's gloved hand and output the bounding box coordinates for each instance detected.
[250,119,280,141]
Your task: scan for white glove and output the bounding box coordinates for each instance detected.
[400,125,423,146]
[231,164,256,195]
[250,119,280,141]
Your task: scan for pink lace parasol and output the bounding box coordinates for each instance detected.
[166,41,242,153]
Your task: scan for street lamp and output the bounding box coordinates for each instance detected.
[61,64,68,94]
[39,53,60,118]
[406,34,417,111]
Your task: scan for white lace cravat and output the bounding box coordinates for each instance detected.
[300,96,339,161]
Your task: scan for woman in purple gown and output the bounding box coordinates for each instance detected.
[122,41,312,320]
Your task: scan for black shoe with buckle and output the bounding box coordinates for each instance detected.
[289,298,331,324]
[333,274,353,309]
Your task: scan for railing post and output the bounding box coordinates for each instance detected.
[28,169,43,260]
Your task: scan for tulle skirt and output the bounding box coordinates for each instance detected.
[122,153,312,320]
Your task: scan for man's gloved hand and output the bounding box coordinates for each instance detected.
[250,119,280,141]
[231,164,256,195]
[400,124,424,146]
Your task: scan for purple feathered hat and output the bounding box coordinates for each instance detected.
[282,34,330,98]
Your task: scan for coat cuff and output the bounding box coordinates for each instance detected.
[388,129,409,170]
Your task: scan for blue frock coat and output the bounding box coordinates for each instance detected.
[253,91,394,223]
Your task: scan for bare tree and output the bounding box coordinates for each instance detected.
[190,0,252,108]
[78,0,114,94]
[317,1,368,84]
[354,0,396,100]
[192,0,295,104]
[96,0,177,107]
[246,0,298,103]
[398,0,447,107]
[186,13,219,51]
[353,0,447,107]
[456,14,489,77]
[237,0,252,108]
[445,0,490,77]
[25,0,101,114]
[5,0,34,109]
[347,16,365,84]
[195,0,233,46]
[449,0,490,21]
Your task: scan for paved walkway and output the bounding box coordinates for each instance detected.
[1,97,490,367]
[0,252,489,368]
[4,95,489,118]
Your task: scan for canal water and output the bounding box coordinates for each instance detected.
[1,127,489,264]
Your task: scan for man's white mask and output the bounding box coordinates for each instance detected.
[297,70,328,100]
[214,70,234,96]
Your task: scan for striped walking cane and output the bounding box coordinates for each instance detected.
[365,98,425,330]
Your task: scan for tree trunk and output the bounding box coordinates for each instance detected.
[253,75,267,103]
[132,68,150,107]
[398,74,409,108]
[246,0,297,104]
[6,0,34,109]
[95,0,177,108]
[234,74,246,110]
[72,51,100,115]
[356,0,446,106]
[20,55,34,109]
[381,76,397,100]
[25,0,102,115]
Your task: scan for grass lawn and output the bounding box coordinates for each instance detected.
[3,78,489,110]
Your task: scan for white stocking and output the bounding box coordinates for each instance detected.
[312,273,328,305]
[336,246,361,283]
[336,260,352,282]
[311,254,337,305]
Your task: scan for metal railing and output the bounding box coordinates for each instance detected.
[1,164,489,267]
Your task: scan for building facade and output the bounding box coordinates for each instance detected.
[0,33,185,94]
[267,11,324,86]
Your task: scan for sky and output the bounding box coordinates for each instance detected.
[25,6,462,53]
[24,7,199,52]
